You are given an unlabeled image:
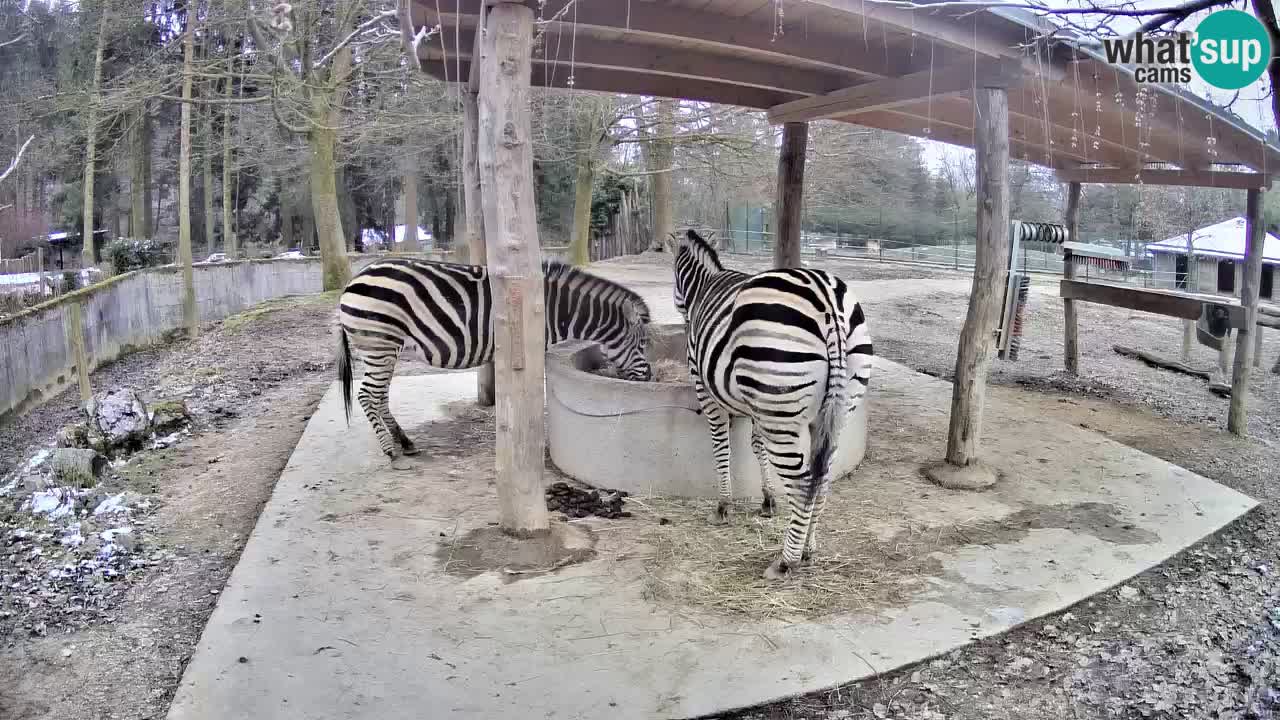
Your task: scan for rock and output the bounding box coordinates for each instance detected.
[149,399,191,434]
[1119,585,1141,602]
[50,448,108,488]
[55,422,91,449]
[85,389,150,453]
[22,474,51,493]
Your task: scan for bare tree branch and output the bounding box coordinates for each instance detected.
[0,134,35,184]
[314,9,398,69]
[0,32,27,50]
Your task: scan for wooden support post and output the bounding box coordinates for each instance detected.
[1228,188,1266,435]
[927,86,1009,491]
[65,302,92,404]
[1255,327,1264,369]
[462,10,495,407]
[477,1,549,535]
[37,247,46,297]
[1062,181,1081,374]
[773,121,807,269]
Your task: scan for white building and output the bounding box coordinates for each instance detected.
[1147,217,1279,300]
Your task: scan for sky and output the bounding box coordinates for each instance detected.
[923,0,1277,171]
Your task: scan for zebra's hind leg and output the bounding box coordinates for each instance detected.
[380,394,419,456]
[692,375,734,525]
[802,492,828,561]
[750,423,777,517]
[356,351,402,458]
[760,423,814,581]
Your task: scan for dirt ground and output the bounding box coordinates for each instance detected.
[2,255,1279,720]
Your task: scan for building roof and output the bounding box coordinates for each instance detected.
[412,0,1280,174]
[1063,241,1127,259]
[1148,217,1280,263]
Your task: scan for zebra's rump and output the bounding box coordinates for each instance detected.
[339,258,493,369]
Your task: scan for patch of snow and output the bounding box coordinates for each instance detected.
[93,493,129,516]
[0,448,53,496]
[100,527,132,543]
[29,488,79,519]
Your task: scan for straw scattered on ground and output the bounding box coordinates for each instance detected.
[627,493,1006,620]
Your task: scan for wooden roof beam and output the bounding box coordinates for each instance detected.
[428,32,856,97]
[847,109,1087,168]
[419,0,940,81]
[767,59,1022,125]
[1056,167,1273,190]
[420,59,803,110]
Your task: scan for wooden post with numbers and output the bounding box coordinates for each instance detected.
[477,1,550,535]
[926,86,1010,491]
[1227,188,1266,435]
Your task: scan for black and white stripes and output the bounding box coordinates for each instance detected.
[337,257,652,458]
[672,229,872,580]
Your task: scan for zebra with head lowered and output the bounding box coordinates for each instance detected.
[672,229,872,580]
[336,257,652,458]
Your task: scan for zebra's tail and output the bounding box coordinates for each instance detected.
[809,310,852,500]
[338,327,353,426]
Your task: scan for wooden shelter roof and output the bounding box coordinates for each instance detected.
[411,0,1280,178]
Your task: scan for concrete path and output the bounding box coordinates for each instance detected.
[167,361,1255,719]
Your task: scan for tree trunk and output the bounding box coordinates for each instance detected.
[1228,189,1266,435]
[773,121,807,269]
[932,86,1009,484]
[401,167,419,252]
[1062,182,1081,374]
[130,106,151,239]
[202,103,215,258]
[647,99,675,250]
[306,47,353,291]
[478,2,549,535]
[178,18,198,337]
[462,79,495,405]
[568,149,594,266]
[222,78,236,256]
[82,4,109,266]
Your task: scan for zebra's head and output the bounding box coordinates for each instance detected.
[672,228,722,320]
[544,261,653,382]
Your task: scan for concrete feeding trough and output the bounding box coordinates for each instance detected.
[546,323,869,498]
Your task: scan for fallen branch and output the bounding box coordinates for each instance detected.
[0,134,35,184]
[1113,344,1212,380]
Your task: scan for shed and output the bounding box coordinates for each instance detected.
[1148,217,1280,299]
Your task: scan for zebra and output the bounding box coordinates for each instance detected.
[671,229,872,580]
[336,257,652,458]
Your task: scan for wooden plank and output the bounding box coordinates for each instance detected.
[422,58,801,110]
[944,86,1010,470]
[1228,188,1266,435]
[477,1,549,535]
[1060,279,1248,327]
[421,0,936,81]
[768,60,1021,125]
[773,122,807,269]
[435,32,858,97]
[1056,168,1273,190]
[65,302,92,404]
[1062,182,1081,375]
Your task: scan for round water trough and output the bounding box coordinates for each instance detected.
[546,324,869,499]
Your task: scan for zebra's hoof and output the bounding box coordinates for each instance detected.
[763,558,791,581]
[759,495,777,517]
[401,446,421,456]
[801,548,815,561]
[707,502,732,526]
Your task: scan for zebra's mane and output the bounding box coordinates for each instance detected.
[679,229,724,272]
[542,260,651,324]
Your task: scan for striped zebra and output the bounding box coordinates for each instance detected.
[672,229,872,580]
[336,257,652,458]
